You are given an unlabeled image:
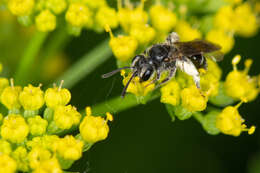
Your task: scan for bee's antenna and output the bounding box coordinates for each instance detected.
[101,67,131,78]
[121,71,137,98]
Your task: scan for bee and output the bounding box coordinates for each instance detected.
[102,32,223,97]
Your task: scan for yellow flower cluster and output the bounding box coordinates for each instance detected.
[0,78,113,172]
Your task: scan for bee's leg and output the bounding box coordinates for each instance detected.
[144,69,161,88]
[155,67,176,89]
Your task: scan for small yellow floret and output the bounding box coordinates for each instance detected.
[214,5,236,32]
[44,82,71,109]
[216,102,255,136]
[206,29,234,54]
[27,135,60,152]
[35,10,56,32]
[181,85,208,112]
[53,105,81,130]
[65,2,92,27]
[32,157,62,173]
[57,135,83,160]
[95,6,118,30]
[1,114,29,143]
[149,4,177,33]
[0,139,12,155]
[8,0,34,16]
[80,107,112,143]
[129,23,156,45]
[12,146,29,172]
[28,147,52,169]
[121,71,155,97]
[175,20,202,41]
[160,80,181,106]
[28,116,48,136]
[1,84,22,110]
[19,84,44,110]
[46,0,67,14]
[0,154,17,173]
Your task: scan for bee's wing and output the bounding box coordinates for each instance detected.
[174,40,223,61]
[204,51,224,62]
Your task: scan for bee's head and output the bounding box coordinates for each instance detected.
[131,55,154,82]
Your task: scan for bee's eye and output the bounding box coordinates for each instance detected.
[141,68,153,81]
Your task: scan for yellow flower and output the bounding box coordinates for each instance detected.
[35,10,56,32]
[57,135,83,160]
[160,80,181,106]
[95,5,118,31]
[224,55,259,101]
[44,81,71,109]
[8,0,34,16]
[1,114,29,143]
[0,139,12,155]
[80,107,112,143]
[129,23,156,45]
[106,25,138,62]
[206,29,234,54]
[214,5,236,32]
[149,4,177,33]
[175,20,202,41]
[11,146,29,172]
[27,135,60,152]
[0,154,17,173]
[32,157,62,173]
[65,2,92,27]
[121,70,155,97]
[82,0,107,9]
[181,85,208,112]
[28,116,48,136]
[0,78,9,95]
[53,105,81,130]
[28,147,52,169]
[19,84,44,110]
[233,3,258,37]
[1,80,22,110]
[216,101,255,136]
[46,0,67,14]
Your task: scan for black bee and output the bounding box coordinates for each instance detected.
[102,32,223,97]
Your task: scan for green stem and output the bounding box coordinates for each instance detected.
[91,92,161,115]
[54,38,112,89]
[193,112,205,124]
[14,31,48,84]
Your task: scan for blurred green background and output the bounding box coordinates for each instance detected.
[1,3,260,173]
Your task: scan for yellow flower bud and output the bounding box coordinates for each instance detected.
[11,146,29,172]
[224,55,258,101]
[57,135,83,160]
[28,115,48,136]
[65,2,92,27]
[95,6,118,31]
[106,25,138,62]
[19,84,44,110]
[32,157,62,173]
[149,4,177,33]
[53,105,81,130]
[206,29,234,54]
[28,147,52,169]
[214,5,236,32]
[216,101,255,136]
[8,0,34,16]
[0,154,17,173]
[1,114,29,143]
[35,10,56,32]
[44,82,71,109]
[1,82,22,110]
[46,0,67,14]
[160,80,181,106]
[27,135,60,152]
[80,107,112,143]
[117,7,132,32]
[233,3,258,37]
[181,85,208,112]
[129,23,156,45]
[175,20,202,41]
[0,139,12,155]
[121,70,155,97]
[0,78,9,95]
